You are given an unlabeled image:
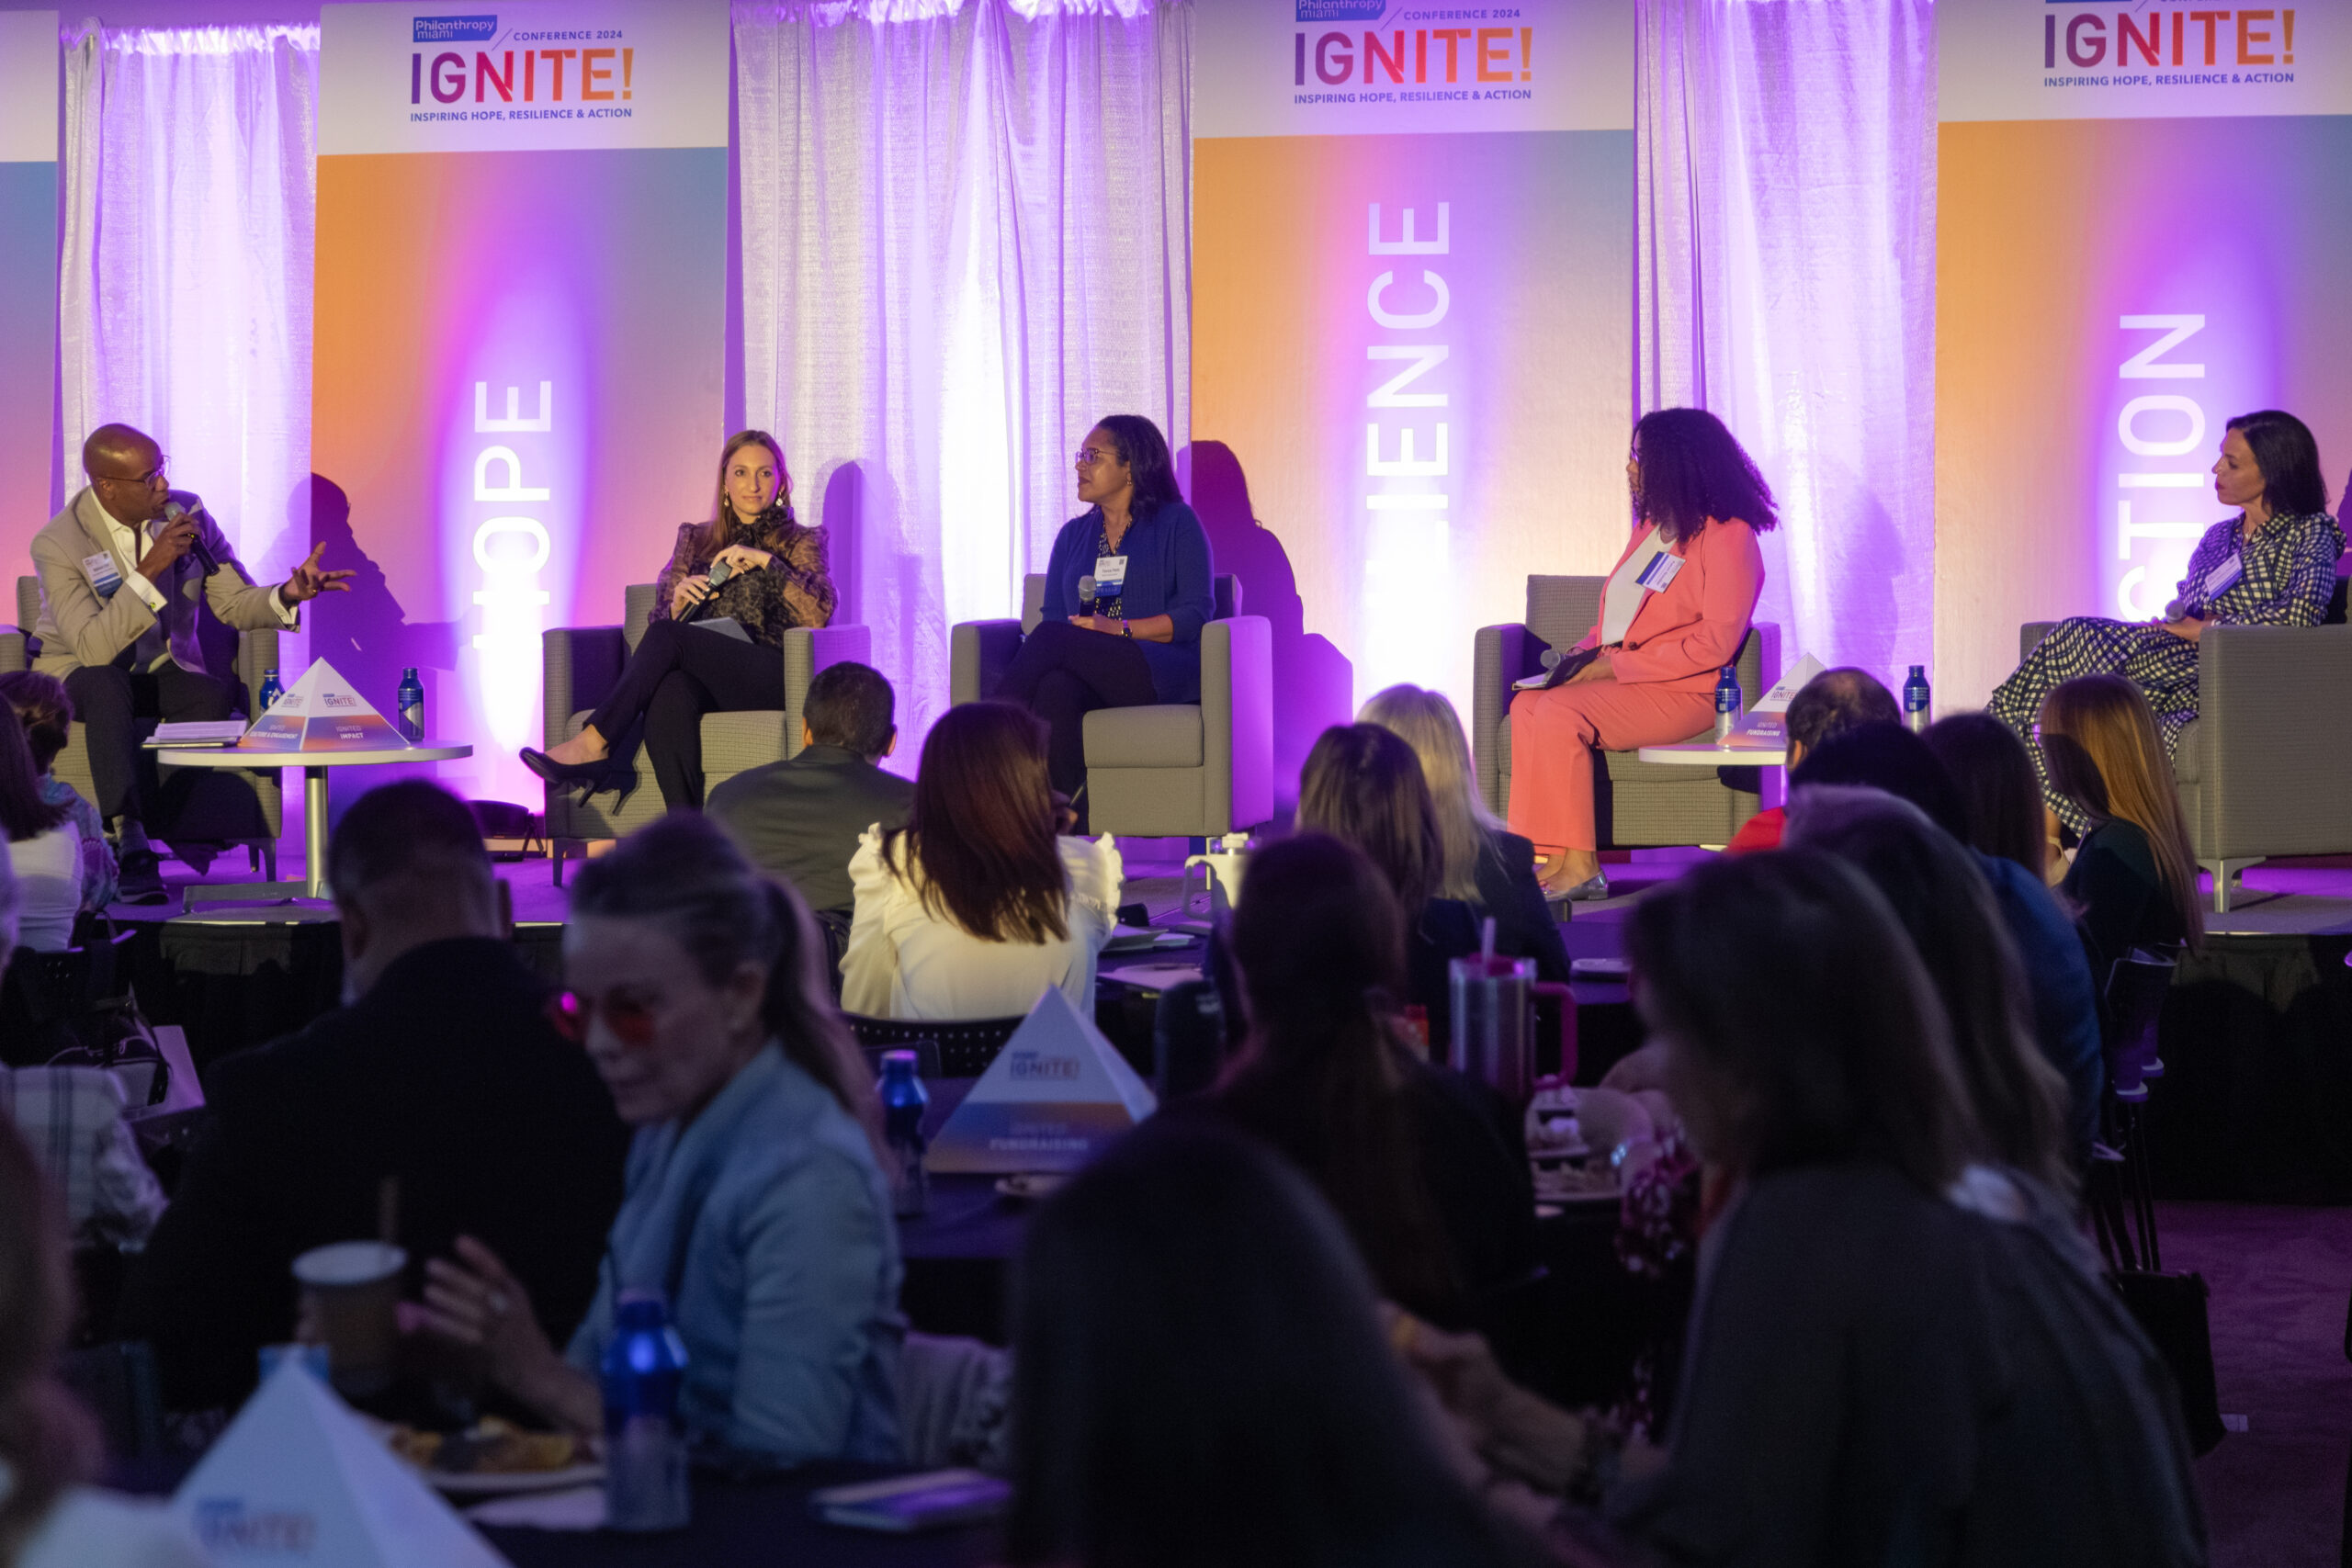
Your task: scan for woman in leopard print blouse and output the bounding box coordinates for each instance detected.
[1990,409,2344,831]
[523,430,839,809]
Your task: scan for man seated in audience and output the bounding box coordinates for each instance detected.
[1724,666,1901,854]
[29,423,350,901]
[707,660,913,919]
[0,852,165,1247]
[119,781,629,1410]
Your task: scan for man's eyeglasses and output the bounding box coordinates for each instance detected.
[1074,446,1115,468]
[96,456,168,488]
[545,988,658,1047]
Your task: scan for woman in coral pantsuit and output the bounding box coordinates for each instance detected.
[1511,409,1776,901]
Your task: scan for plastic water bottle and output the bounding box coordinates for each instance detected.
[1713,666,1742,741]
[1903,665,1931,734]
[877,1049,930,1218]
[601,1292,690,1532]
[256,668,282,714]
[395,668,424,743]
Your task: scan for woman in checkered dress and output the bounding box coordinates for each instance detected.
[1990,409,2344,829]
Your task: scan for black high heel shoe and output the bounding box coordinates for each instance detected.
[520,747,622,790]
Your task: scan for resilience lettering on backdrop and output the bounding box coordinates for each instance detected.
[312,0,725,806]
[1934,0,2352,708]
[1193,0,1633,797]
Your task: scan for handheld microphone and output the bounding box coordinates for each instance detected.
[161,500,220,578]
[681,557,734,624]
[1078,575,1097,615]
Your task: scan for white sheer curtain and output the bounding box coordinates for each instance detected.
[735,0,1191,748]
[1635,0,1935,681]
[60,21,317,582]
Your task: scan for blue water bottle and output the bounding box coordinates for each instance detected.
[256,668,282,714]
[601,1292,689,1531]
[877,1049,930,1218]
[1713,665,1742,741]
[1903,664,1931,734]
[395,667,424,743]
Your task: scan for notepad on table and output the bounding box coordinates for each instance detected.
[809,1469,1012,1533]
[144,720,249,748]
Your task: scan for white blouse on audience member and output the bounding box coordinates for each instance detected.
[839,828,1122,1020]
[7,820,85,953]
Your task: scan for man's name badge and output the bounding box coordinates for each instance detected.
[83,552,123,600]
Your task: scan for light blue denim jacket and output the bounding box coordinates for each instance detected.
[565,1043,904,1463]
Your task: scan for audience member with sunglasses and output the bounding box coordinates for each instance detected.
[121,781,629,1412]
[417,811,906,1466]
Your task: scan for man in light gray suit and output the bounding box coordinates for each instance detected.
[30,423,352,901]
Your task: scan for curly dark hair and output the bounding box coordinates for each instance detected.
[1631,407,1780,544]
[1088,413,1183,523]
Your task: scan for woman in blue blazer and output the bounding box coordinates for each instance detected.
[994,414,1214,832]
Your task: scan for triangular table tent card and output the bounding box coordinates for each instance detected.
[239,660,410,752]
[1721,650,1825,750]
[173,1358,513,1566]
[929,986,1159,1174]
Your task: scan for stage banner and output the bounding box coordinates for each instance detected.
[0,13,57,558]
[1193,0,1633,799]
[1937,0,2352,708]
[313,0,726,806]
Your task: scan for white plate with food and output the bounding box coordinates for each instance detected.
[379,1416,605,1496]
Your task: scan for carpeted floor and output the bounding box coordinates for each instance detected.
[2166,1201,2352,1565]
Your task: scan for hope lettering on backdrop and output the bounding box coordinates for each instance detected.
[0,12,57,570]
[1934,0,2352,708]
[1193,0,1634,753]
[312,0,726,805]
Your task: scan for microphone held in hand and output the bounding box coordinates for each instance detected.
[161,501,220,579]
[680,557,735,623]
[1078,575,1097,616]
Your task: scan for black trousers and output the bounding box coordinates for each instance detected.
[588,619,786,810]
[992,619,1158,821]
[65,656,238,826]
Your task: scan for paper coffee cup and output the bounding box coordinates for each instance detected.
[291,1241,406,1399]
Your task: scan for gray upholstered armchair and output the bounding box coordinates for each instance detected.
[2022,581,2352,911]
[949,574,1273,839]
[0,576,282,874]
[541,583,871,883]
[1474,575,1780,849]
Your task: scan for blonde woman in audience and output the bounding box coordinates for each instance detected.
[1357,685,1568,982]
[841,702,1121,1020]
[2039,674,2205,993]
[419,814,902,1465]
[0,1120,209,1567]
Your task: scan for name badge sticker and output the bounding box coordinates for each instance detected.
[1635,552,1685,592]
[1093,555,1129,591]
[83,552,123,600]
[2202,553,2244,601]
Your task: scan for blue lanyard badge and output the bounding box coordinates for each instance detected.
[83,551,124,600]
[1634,551,1684,592]
[2202,553,2244,601]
